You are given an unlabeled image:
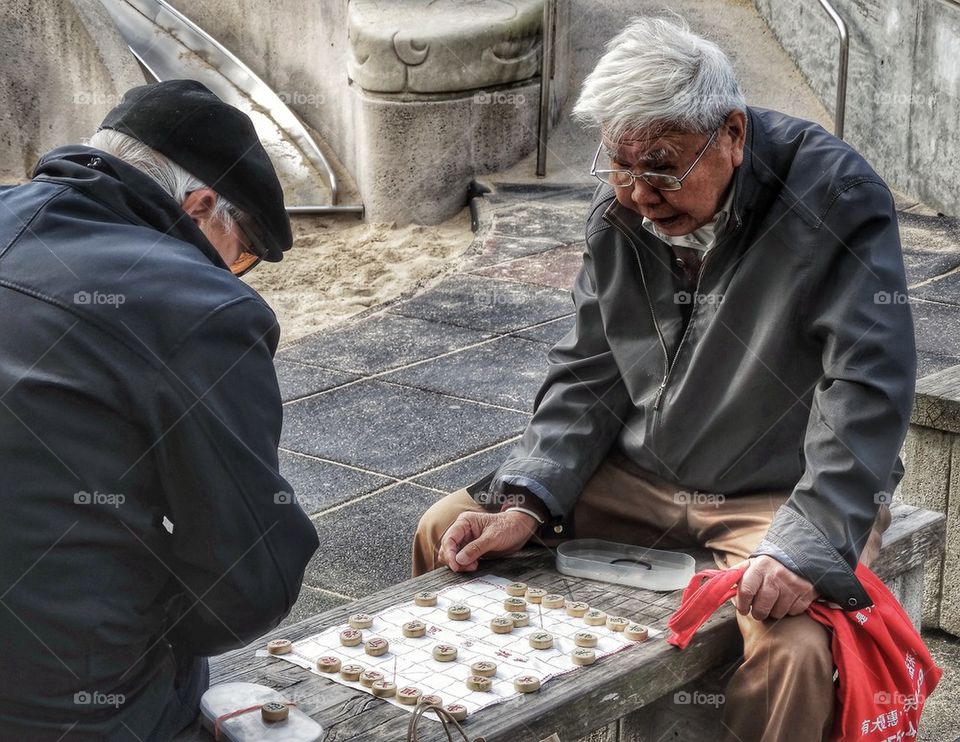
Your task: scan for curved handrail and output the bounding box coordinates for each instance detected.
[815,0,849,139]
[102,0,363,215]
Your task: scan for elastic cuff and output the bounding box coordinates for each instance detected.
[751,539,802,574]
[494,474,564,520]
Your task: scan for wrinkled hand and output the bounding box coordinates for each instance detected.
[439,510,539,573]
[735,555,818,621]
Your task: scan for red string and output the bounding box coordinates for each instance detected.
[214,702,297,739]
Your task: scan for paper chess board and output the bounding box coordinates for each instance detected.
[262,575,659,719]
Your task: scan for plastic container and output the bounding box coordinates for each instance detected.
[556,539,695,591]
[199,682,322,741]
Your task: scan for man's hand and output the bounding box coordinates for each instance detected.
[735,555,818,621]
[439,510,539,572]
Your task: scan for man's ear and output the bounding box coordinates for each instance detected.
[180,188,218,225]
[724,109,747,168]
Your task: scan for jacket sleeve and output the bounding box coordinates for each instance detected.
[491,245,633,519]
[759,180,916,610]
[152,296,319,655]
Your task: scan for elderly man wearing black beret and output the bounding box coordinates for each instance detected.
[0,80,318,739]
[414,17,916,742]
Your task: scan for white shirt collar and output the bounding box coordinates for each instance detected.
[640,181,736,254]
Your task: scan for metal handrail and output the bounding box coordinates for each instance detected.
[815,0,849,139]
[102,0,364,216]
[535,0,555,176]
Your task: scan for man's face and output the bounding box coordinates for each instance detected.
[604,110,746,236]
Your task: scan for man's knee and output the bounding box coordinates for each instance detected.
[412,489,483,575]
[741,612,832,679]
[416,489,478,539]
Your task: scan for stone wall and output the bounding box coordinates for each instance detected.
[900,366,960,635]
[0,0,145,182]
[753,0,960,216]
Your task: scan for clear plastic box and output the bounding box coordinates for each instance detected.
[556,539,696,591]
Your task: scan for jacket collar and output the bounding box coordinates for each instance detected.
[603,106,778,240]
[31,145,228,271]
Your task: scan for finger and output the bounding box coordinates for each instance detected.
[768,589,798,621]
[750,582,778,622]
[787,593,815,616]
[735,563,763,615]
[455,513,515,566]
[455,538,487,567]
[439,519,471,569]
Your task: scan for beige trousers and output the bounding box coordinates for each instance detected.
[412,453,888,742]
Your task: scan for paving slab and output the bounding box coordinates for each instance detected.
[468,232,564,269]
[912,299,960,363]
[302,483,441,596]
[412,439,517,492]
[382,334,547,411]
[393,274,572,334]
[278,312,491,375]
[281,379,529,478]
[279,450,395,515]
[485,195,591,245]
[912,272,960,307]
[511,314,576,345]
[275,359,357,403]
[917,352,960,381]
[280,586,350,628]
[900,213,960,287]
[903,251,960,289]
[472,243,583,290]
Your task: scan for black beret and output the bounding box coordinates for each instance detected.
[99,79,291,262]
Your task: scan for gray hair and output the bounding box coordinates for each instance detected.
[86,128,243,230]
[572,16,746,144]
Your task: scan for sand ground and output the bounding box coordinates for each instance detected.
[244,208,473,346]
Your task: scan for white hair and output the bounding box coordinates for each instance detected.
[86,128,243,229]
[573,16,746,144]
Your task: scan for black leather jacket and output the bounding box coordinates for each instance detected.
[0,146,318,739]
[493,108,916,610]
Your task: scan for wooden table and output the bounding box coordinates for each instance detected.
[175,548,736,741]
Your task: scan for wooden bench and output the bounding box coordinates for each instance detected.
[174,502,944,742]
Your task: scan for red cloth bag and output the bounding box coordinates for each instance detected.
[666,563,942,741]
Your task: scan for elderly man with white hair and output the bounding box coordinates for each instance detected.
[413,16,915,741]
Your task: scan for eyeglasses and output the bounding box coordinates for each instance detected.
[590,128,719,191]
[230,221,268,277]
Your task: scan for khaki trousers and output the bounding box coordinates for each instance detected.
[412,453,889,742]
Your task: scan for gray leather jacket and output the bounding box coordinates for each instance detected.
[492,108,916,610]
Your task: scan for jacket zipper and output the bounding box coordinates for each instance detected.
[654,249,715,412]
[607,212,724,413]
[606,214,671,405]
